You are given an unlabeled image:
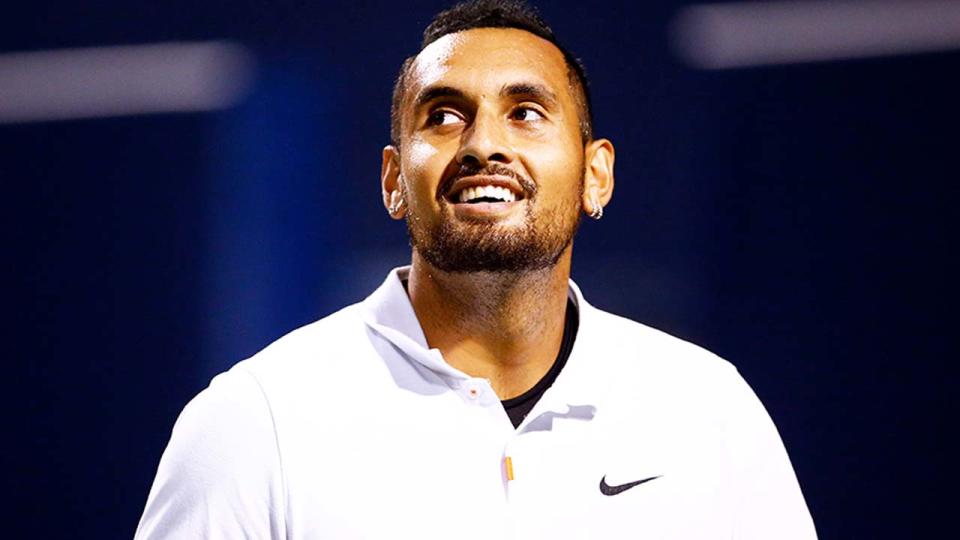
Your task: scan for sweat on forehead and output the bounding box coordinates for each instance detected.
[408,28,567,99]
[390,27,593,147]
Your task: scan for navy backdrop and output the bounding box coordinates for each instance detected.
[4,1,956,537]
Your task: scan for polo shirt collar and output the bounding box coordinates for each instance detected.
[360,266,467,379]
[360,266,604,412]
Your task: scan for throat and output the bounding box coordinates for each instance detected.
[421,265,559,339]
[407,252,573,395]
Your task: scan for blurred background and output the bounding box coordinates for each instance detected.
[4,0,956,537]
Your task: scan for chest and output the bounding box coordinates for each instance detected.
[273,388,738,539]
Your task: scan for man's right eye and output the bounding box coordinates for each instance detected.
[426,110,462,126]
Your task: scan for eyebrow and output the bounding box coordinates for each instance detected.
[500,83,558,108]
[412,82,559,110]
[413,86,467,109]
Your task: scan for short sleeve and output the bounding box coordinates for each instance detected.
[725,368,818,540]
[134,368,285,539]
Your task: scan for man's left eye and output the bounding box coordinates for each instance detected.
[512,107,544,122]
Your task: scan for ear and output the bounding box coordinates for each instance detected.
[581,138,615,216]
[381,145,406,219]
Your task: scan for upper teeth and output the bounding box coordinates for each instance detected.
[458,185,518,203]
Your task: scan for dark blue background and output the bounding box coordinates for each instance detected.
[4,1,955,537]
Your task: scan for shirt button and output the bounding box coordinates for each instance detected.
[464,379,484,400]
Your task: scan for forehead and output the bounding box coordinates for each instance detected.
[407,27,570,101]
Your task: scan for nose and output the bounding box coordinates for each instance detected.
[455,109,515,167]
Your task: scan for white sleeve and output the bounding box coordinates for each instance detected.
[134,368,286,540]
[726,368,818,540]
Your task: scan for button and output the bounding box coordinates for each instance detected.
[463,378,485,400]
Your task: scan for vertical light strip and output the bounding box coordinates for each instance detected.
[672,0,960,68]
[0,41,255,123]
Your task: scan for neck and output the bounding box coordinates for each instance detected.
[407,250,572,399]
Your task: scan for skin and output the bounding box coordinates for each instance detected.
[380,28,615,399]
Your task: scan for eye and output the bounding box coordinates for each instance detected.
[511,107,545,122]
[426,110,463,127]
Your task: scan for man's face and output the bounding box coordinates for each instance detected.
[396,28,586,273]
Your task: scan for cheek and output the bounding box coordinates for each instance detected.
[406,139,438,171]
[402,141,441,203]
[525,139,584,203]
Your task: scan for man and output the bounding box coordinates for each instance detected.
[136,1,817,538]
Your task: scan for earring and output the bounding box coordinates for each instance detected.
[389,195,405,215]
[589,197,603,220]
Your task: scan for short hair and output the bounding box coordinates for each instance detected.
[389,0,593,148]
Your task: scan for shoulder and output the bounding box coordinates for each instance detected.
[581,305,777,456]
[241,303,366,367]
[579,308,817,538]
[161,367,279,474]
[201,302,399,427]
[229,303,376,387]
[135,367,286,538]
[577,304,760,423]
[583,305,739,382]
[137,306,372,536]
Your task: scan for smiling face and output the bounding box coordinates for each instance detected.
[385,27,591,273]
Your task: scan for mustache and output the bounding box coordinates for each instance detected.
[438,163,537,199]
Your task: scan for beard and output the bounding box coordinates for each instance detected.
[406,176,583,274]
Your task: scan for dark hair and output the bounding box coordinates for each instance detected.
[390,0,593,147]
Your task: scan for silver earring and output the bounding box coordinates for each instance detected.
[589,198,603,220]
[389,197,405,215]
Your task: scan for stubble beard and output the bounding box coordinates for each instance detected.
[406,180,583,274]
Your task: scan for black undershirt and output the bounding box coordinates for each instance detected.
[501,298,579,428]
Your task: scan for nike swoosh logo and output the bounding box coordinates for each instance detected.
[599,474,661,496]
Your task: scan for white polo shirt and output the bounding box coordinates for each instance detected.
[136,266,817,539]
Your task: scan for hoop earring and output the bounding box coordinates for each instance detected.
[589,198,603,220]
[389,197,405,215]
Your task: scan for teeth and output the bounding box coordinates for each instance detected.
[457,185,518,203]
